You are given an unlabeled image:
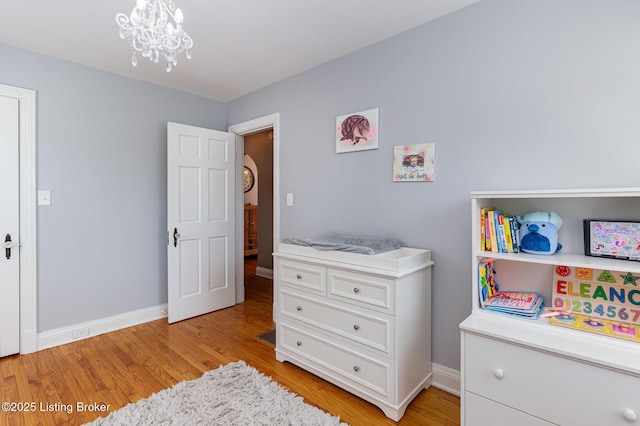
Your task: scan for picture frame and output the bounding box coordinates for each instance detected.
[336,108,379,153]
[583,219,640,261]
[393,143,435,182]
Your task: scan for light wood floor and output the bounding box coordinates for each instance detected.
[0,257,460,426]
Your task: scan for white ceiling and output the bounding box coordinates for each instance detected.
[1,0,479,102]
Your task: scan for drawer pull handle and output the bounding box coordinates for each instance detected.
[296,341,302,346]
[623,409,637,422]
[353,366,360,372]
[353,324,360,330]
[296,274,302,279]
[493,368,504,379]
[353,287,360,293]
[296,306,302,311]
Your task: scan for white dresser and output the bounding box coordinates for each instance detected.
[461,188,640,426]
[274,243,433,421]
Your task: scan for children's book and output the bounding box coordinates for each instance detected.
[485,210,493,251]
[487,210,502,253]
[497,213,508,253]
[478,260,543,319]
[484,291,543,313]
[479,207,495,251]
[478,260,498,306]
[508,216,519,253]
[493,303,544,320]
[503,215,514,252]
[484,292,544,319]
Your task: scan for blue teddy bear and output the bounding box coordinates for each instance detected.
[517,211,563,255]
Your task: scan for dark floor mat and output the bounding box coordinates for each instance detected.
[256,329,275,346]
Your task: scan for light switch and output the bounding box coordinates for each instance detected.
[38,190,51,206]
[286,193,293,206]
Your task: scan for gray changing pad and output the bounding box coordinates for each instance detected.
[282,234,402,255]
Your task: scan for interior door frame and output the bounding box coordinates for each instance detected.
[228,113,280,304]
[0,84,37,354]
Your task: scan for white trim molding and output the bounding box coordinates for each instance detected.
[38,304,168,350]
[255,266,273,279]
[431,362,461,396]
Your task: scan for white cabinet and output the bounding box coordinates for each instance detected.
[274,243,433,421]
[460,188,640,426]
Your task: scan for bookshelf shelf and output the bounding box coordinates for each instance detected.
[460,188,640,426]
[475,250,640,274]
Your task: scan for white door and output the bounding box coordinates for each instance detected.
[167,122,237,323]
[0,96,20,357]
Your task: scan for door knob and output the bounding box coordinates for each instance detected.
[623,409,637,421]
[173,228,180,247]
[4,234,13,259]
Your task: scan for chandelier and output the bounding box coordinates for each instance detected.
[116,0,193,72]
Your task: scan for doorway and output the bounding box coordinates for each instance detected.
[242,130,274,325]
[243,130,274,280]
[228,113,279,318]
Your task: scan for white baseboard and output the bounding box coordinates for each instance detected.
[431,362,461,396]
[256,266,273,279]
[37,304,168,351]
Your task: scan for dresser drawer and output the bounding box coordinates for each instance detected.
[279,322,393,401]
[279,288,394,355]
[464,333,640,425]
[465,392,556,426]
[278,259,326,295]
[327,268,394,314]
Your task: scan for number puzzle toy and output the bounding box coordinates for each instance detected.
[550,264,640,342]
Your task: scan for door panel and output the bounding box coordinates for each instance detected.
[179,167,200,222]
[168,122,236,323]
[0,96,20,357]
[209,236,227,290]
[180,238,200,296]
[209,169,227,220]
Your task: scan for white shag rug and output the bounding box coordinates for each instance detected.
[84,360,348,426]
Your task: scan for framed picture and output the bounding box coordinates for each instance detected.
[393,143,435,182]
[583,219,640,261]
[336,108,379,153]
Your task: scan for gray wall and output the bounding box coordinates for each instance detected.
[0,44,227,331]
[228,0,640,370]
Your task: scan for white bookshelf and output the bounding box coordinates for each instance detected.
[460,188,640,426]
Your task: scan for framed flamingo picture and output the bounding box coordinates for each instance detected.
[393,143,435,182]
[336,108,379,153]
